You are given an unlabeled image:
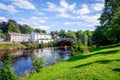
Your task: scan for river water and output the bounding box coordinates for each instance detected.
[0,47,71,77]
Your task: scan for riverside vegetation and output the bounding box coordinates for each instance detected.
[21,44,120,80]
[0,51,18,80]
[0,41,57,51]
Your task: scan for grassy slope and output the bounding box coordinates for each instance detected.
[22,45,120,80]
[0,43,25,51]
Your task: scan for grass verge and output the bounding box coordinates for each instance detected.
[21,44,120,80]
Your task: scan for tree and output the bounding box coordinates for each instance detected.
[75,30,83,38]
[93,0,120,45]
[92,26,111,46]
[83,30,93,37]
[34,29,46,33]
[58,29,66,38]
[22,24,33,34]
[66,31,76,39]
[0,29,5,38]
[8,22,20,33]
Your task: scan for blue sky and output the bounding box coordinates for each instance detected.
[0,0,104,32]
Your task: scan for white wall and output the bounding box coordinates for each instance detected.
[30,32,53,43]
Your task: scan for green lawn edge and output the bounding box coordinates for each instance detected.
[21,45,120,80]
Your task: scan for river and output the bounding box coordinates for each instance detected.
[0,47,72,77]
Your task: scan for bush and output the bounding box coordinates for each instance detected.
[0,51,18,80]
[71,40,90,55]
[32,54,45,73]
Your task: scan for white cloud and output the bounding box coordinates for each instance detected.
[91,3,104,11]
[60,0,69,9]
[96,0,105,3]
[45,0,91,18]
[31,16,46,23]
[18,16,48,30]
[12,0,35,10]
[39,20,46,23]
[45,2,57,12]
[45,0,76,14]
[18,21,28,25]
[0,16,8,22]
[73,4,90,15]
[34,9,44,16]
[60,0,76,11]
[36,26,50,30]
[58,13,72,18]
[0,3,18,14]
[38,12,44,16]
[63,13,101,28]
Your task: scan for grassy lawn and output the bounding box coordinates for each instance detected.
[21,45,120,80]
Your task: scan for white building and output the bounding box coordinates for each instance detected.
[30,32,53,43]
[5,32,30,42]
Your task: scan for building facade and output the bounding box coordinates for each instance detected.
[30,32,53,43]
[5,32,30,42]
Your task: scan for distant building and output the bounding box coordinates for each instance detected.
[51,34,60,40]
[30,32,53,43]
[5,32,30,42]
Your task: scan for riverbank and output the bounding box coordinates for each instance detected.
[0,41,56,51]
[21,44,120,80]
[0,43,25,51]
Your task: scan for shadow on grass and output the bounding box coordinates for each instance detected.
[92,44,120,52]
[113,68,120,72]
[68,50,119,62]
[72,59,120,68]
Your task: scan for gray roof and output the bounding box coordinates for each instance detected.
[8,32,30,36]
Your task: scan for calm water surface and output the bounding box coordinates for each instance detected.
[4,47,72,77]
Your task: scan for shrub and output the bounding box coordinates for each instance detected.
[0,51,18,80]
[32,54,45,73]
[71,40,90,55]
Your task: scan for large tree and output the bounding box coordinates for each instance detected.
[66,31,76,39]
[8,22,20,33]
[93,0,120,45]
[57,29,66,38]
[21,24,33,34]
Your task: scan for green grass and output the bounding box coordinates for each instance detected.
[0,43,25,51]
[21,45,120,80]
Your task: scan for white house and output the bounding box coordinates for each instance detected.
[30,32,53,43]
[5,32,30,42]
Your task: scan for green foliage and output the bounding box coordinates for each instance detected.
[83,33,88,46]
[0,19,46,35]
[0,51,18,80]
[22,24,33,34]
[71,40,83,55]
[22,44,120,80]
[34,29,46,33]
[8,22,20,33]
[93,0,120,45]
[0,43,25,51]
[66,31,76,39]
[48,41,57,47]
[75,30,83,38]
[32,54,45,72]
[92,26,110,45]
[83,30,93,37]
[57,29,66,38]
[71,34,90,56]
[21,42,40,49]
[0,29,5,38]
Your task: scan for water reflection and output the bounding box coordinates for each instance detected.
[8,47,71,77]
